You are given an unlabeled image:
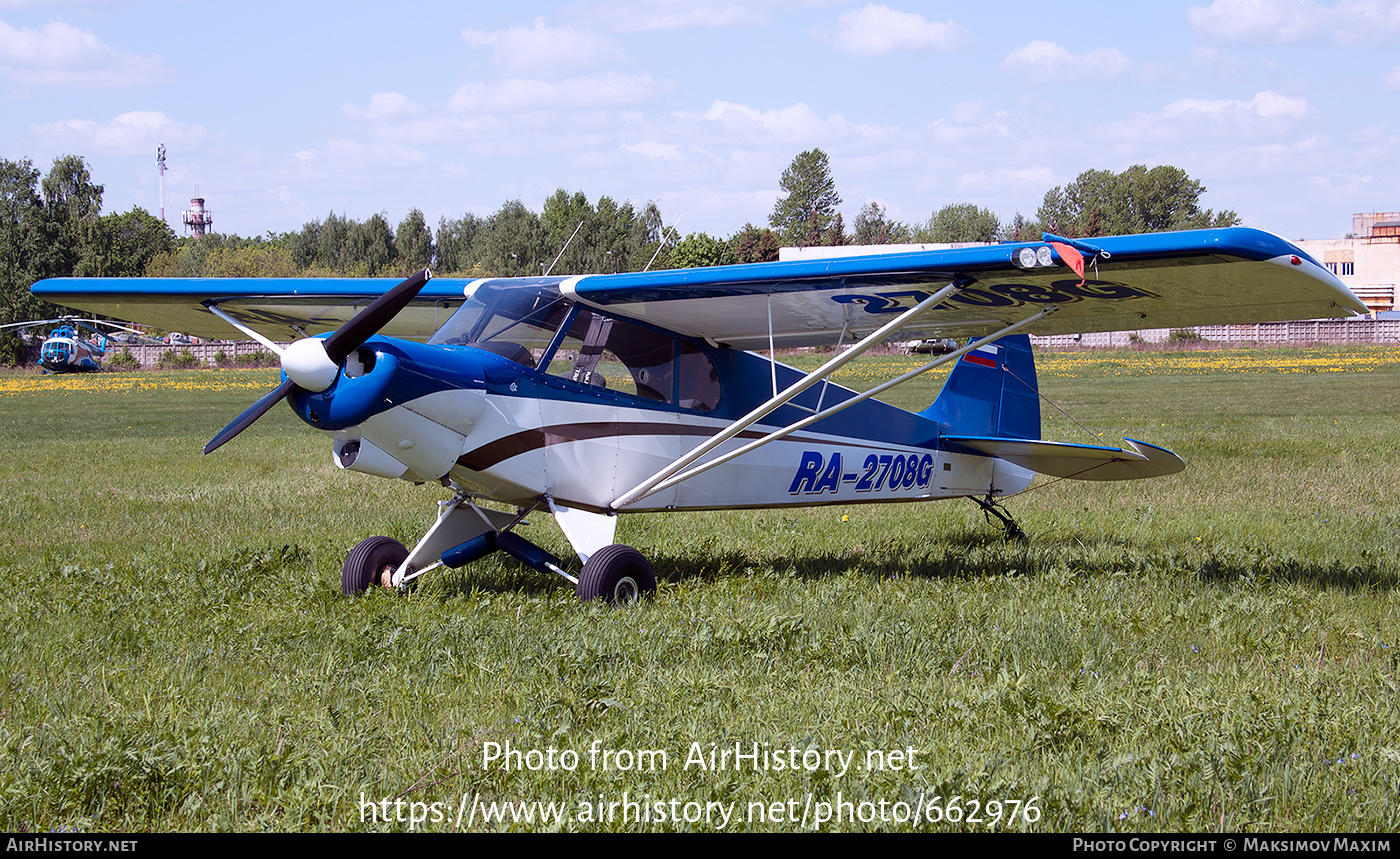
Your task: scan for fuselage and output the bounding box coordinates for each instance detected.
[288,328,1033,514]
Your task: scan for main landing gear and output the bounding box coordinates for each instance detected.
[342,536,409,594]
[341,494,655,605]
[576,544,656,603]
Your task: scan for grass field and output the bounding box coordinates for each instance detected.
[1,346,1398,832]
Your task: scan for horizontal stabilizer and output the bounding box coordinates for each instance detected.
[943,436,1185,481]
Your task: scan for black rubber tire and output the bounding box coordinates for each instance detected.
[342,536,408,595]
[577,544,655,604]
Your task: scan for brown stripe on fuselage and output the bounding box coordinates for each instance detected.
[455,421,909,472]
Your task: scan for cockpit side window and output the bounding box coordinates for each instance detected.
[544,308,721,411]
[677,341,721,411]
[432,290,722,410]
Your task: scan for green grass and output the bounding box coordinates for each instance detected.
[1,350,1398,832]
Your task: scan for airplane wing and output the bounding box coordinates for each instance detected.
[29,275,491,341]
[561,227,1364,349]
[32,228,1363,347]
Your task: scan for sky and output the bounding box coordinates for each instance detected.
[2,0,1398,244]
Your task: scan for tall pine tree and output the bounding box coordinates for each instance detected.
[768,149,842,247]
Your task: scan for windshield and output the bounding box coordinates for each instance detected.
[428,284,573,366]
[429,283,721,411]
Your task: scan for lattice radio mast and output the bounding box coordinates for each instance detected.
[156,144,167,223]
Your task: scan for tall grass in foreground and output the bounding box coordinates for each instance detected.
[1,349,1398,832]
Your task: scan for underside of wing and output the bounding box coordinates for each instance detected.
[32,228,1364,349]
[943,436,1186,481]
[561,228,1365,349]
[29,276,485,341]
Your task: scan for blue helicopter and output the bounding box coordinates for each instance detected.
[0,316,148,373]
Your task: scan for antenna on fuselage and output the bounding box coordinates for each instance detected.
[643,215,683,272]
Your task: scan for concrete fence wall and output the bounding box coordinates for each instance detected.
[1030,319,1400,349]
[114,341,282,368]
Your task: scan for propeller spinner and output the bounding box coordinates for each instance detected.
[204,269,431,454]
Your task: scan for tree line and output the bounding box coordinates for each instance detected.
[148,193,674,282]
[773,149,1239,247]
[2,149,1239,340]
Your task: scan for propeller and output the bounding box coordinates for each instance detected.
[204,268,431,455]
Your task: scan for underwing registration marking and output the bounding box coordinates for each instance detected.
[789,451,935,496]
[828,280,1159,314]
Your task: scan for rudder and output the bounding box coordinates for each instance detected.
[920,334,1040,440]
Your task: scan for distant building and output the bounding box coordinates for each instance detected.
[779,242,992,262]
[1296,213,1400,314]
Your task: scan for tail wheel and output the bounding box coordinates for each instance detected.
[577,544,655,604]
[343,536,408,595]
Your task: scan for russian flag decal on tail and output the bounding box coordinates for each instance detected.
[963,343,1000,368]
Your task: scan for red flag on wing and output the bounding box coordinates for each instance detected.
[1049,241,1087,285]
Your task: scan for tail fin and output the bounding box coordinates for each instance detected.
[927,334,1187,482]
[920,334,1040,439]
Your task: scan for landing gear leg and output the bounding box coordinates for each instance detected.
[972,496,1027,541]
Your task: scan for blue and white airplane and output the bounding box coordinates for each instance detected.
[33,228,1365,602]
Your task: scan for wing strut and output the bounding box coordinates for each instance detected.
[205,304,288,356]
[611,304,1061,509]
[610,282,967,509]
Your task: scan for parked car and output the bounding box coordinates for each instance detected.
[908,338,958,354]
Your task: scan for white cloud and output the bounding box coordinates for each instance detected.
[461,18,626,80]
[0,18,168,86]
[1001,40,1132,83]
[690,100,832,139]
[914,101,1015,149]
[1385,65,1400,89]
[1305,171,1376,198]
[342,92,424,121]
[264,186,298,208]
[948,166,1059,199]
[1188,0,1400,46]
[1164,89,1313,120]
[946,100,989,126]
[292,139,428,181]
[623,139,682,160]
[1182,46,1252,82]
[29,110,208,154]
[1093,91,1323,183]
[447,72,667,113]
[570,0,770,31]
[669,100,902,152]
[824,5,972,57]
